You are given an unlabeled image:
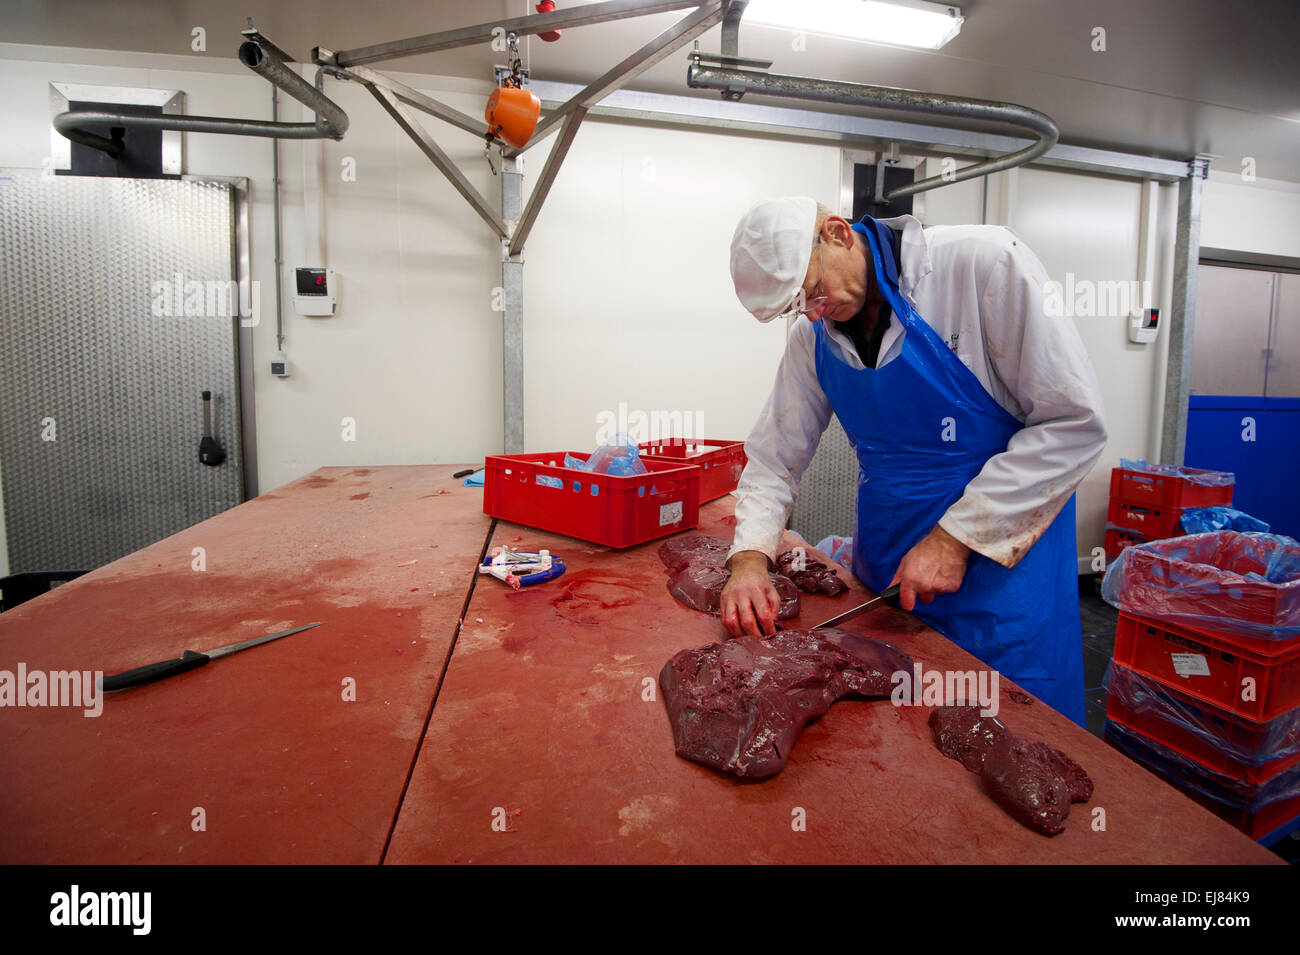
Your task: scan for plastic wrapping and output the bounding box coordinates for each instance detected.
[1119,458,1234,486]
[814,534,854,572]
[1104,662,1300,765]
[1101,530,1300,640]
[1180,506,1269,535]
[1105,719,1300,812]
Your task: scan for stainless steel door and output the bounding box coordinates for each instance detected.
[0,175,243,572]
[1190,264,1274,397]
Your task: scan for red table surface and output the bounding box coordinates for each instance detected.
[0,467,1280,864]
[385,501,1280,865]
[0,465,488,864]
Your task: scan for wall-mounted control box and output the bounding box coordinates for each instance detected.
[294,267,337,316]
[1129,307,1159,344]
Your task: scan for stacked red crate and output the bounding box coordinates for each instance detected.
[638,439,746,503]
[1103,531,1300,843]
[1104,464,1234,560]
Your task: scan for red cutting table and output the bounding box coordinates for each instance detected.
[0,465,1281,864]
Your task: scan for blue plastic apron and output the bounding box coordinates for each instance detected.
[812,216,1085,725]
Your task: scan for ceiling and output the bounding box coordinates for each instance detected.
[4,0,1299,181]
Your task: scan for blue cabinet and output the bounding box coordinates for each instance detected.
[1186,396,1300,538]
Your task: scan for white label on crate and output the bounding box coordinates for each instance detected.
[659,501,683,527]
[1170,653,1211,677]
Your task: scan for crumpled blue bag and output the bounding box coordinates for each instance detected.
[1180,506,1270,534]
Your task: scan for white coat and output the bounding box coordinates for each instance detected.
[726,214,1108,570]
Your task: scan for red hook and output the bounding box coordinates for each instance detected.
[536,1,562,42]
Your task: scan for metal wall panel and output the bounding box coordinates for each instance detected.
[1266,272,1300,398]
[788,414,858,550]
[1190,263,1273,397]
[0,175,242,571]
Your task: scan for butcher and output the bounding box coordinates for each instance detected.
[719,196,1107,725]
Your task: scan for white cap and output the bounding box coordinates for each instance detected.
[729,196,818,322]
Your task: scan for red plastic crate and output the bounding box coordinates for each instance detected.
[1191,788,1300,842]
[1114,612,1300,721]
[1105,526,1156,560]
[483,451,700,549]
[1105,722,1300,843]
[1105,663,1300,786]
[1115,532,1300,634]
[638,439,746,502]
[1106,498,1185,538]
[1110,465,1234,510]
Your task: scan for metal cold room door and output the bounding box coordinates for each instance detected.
[1185,264,1300,536]
[0,175,244,573]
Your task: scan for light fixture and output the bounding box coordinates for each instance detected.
[743,0,964,51]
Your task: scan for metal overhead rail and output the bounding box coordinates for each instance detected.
[321,0,710,67]
[52,30,348,157]
[320,1,725,256]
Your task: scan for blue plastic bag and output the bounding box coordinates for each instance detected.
[585,434,647,476]
[814,534,854,572]
[1180,506,1270,534]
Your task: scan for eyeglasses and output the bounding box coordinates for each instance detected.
[779,235,828,321]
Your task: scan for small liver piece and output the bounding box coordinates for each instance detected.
[660,534,801,619]
[776,550,849,596]
[930,705,1093,836]
[659,628,914,778]
[928,706,1011,772]
[666,564,800,619]
[979,738,1092,836]
[659,535,731,573]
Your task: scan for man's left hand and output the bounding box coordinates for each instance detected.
[890,524,972,611]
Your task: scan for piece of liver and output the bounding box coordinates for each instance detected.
[776,550,849,596]
[659,534,803,619]
[929,705,1012,772]
[659,628,914,779]
[666,564,801,618]
[980,738,1094,836]
[929,705,1094,836]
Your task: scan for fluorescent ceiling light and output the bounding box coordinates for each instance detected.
[743,0,964,50]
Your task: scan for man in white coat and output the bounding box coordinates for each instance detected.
[719,196,1106,725]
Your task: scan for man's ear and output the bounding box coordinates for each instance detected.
[822,215,854,249]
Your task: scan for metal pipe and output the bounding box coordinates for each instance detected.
[238,40,348,138]
[52,108,332,144]
[53,35,350,154]
[687,63,1058,201]
[272,86,285,353]
[329,0,707,67]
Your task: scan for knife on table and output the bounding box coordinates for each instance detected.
[810,584,902,630]
[99,623,324,691]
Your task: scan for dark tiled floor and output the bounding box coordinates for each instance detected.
[1079,575,1120,741]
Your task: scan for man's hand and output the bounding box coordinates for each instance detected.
[890,524,972,612]
[720,551,780,638]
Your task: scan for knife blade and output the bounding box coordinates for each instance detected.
[99,622,324,692]
[810,584,901,630]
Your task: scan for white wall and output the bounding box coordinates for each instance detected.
[1203,171,1300,259]
[2,42,1299,579]
[523,120,838,449]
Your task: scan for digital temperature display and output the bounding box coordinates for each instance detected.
[295,267,328,296]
